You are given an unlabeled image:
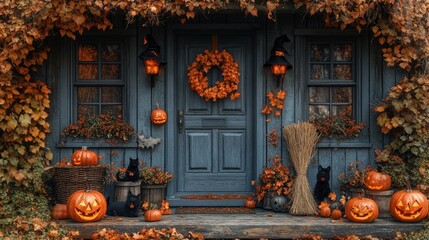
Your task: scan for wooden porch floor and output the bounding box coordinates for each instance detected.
[63,209,424,239]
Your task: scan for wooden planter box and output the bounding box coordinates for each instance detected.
[140,184,166,206]
[114,180,141,202]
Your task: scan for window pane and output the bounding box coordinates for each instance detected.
[333,64,352,80]
[78,44,98,62]
[332,105,352,117]
[78,64,98,80]
[77,105,98,118]
[311,64,330,80]
[102,44,121,62]
[310,44,330,62]
[101,64,121,79]
[309,87,329,103]
[102,87,122,103]
[101,105,122,115]
[309,105,329,117]
[333,44,352,62]
[333,87,352,103]
[77,87,99,103]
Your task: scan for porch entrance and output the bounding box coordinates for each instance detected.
[171,29,255,204]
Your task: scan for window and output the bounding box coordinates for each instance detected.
[74,41,125,119]
[307,42,355,118]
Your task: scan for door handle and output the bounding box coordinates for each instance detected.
[178,110,184,134]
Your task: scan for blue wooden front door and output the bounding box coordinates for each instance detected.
[173,31,255,200]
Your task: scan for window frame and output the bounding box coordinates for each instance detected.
[302,36,364,143]
[72,37,128,121]
[306,38,359,119]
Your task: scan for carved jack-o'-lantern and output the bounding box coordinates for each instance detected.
[365,170,391,191]
[67,188,107,223]
[345,194,379,223]
[151,104,167,125]
[71,146,98,166]
[390,189,428,222]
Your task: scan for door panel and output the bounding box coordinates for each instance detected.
[175,31,254,199]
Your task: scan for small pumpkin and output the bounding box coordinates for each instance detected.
[318,201,331,218]
[144,209,162,222]
[51,203,69,220]
[71,146,98,166]
[151,104,167,125]
[364,170,391,191]
[67,186,107,223]
[345,193,379,223]
[331,209,342,220]
[390,188,428,222]
[245,197,256,209]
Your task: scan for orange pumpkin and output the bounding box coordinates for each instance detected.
[365,170,391,191]
[331,209,342,220]
[151,104,167,125]
[390,189,428,222]
[345,194,379,223]
[320,207,331,218]
[67,188,107,223]
[51,203,69,220]
[318,201,331,218]
[144,209,162,222]
[71,146,98,166]
[245,197,256,209]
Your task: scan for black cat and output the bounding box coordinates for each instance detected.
[116,158,140,182]
[107,191,141,217]
[314,165,331,203]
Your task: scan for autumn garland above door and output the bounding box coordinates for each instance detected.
[187,49,241,102]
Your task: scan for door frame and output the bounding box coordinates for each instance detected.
[165,24,267,206]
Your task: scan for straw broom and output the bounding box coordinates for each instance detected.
[283,122,319,215]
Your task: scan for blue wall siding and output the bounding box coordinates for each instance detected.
[45,13,401,200]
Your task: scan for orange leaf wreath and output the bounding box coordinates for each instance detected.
[188,49,241,102]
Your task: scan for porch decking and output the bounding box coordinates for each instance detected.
[63,209,424,239]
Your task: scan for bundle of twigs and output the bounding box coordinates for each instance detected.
[283,122,319,215]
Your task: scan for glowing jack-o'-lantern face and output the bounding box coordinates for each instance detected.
[67,189,107,223]
[151,104,167,125]
[364,171,391,191]
[345,196,379,223]
[390,189,428,222]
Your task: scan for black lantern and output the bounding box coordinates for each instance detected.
[139,34,166,87]
[264,35,293,82]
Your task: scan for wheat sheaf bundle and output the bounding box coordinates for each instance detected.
[283,122,319,215]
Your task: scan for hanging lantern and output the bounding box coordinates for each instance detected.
[139,34,166,87]
[264,35,293,82]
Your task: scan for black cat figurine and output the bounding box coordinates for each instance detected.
[116,158,140,182]
[314,165,331,203]
[107,191,141,217]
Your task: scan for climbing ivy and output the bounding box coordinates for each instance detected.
[1,0,429,238]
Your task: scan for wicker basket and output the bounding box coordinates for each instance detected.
[53,166,106,204]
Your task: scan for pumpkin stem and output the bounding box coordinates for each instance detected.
[405,177,412,192]
[155,103,160,110]
[84,175,90,192]
[82,146,88,151]
[359,189,365,199]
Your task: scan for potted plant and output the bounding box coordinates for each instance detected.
[338,161,369,198]
[254,155,294,210]
[139,167,173,206]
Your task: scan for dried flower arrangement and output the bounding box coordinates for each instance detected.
[310,112,366,140]
[254,155,295,202]
[140,167,173,185]
[62,113,135,144]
